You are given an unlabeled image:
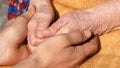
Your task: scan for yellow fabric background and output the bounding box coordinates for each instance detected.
[1,0,120,68]
[52,0,108,16]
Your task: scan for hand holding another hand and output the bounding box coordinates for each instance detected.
[28,0,54,51]
[13,30,100,68]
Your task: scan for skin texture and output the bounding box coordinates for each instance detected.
[1,0,119,67]
[38,10,97,36]
[27,0,120,49]
[0,6,35,65]
[0,0,101,67]
[12,30,100,68]
[40,0,120,37]
[27,0,54,51]
[0,5,100,67]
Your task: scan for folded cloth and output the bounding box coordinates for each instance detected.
[8,0,30,20]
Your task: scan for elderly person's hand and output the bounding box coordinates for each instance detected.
[0,6,35,65]
[38,10,97,37]
[12,30,100,68]
[38,0,120,38]
[28,0,54,51]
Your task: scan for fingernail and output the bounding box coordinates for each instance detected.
[28,5,36,15]
[83,30,92,39]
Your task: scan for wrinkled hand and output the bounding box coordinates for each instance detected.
[39,10,99,38]
[39,0,120,38]
[13,30,100,68]
[0,7,35,65]
[28,0,54,51]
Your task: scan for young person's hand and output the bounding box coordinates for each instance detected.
[0,6,35,65]
[13,30,100,68]
[28,0,54,51]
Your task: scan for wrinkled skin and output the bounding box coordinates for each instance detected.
[28,7,98,51]
[0,7,35,65]
[13,30,100,68]
[32,10,101,50]
[27,0,54,51]
[38,10,98,37]
[28,0,120,52]
[37,0,120,44]
[27,3,99,51]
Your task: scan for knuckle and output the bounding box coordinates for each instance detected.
[56,35,71,45]
[76,31,86,42]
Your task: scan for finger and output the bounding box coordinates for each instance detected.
[35,13,53,38]
[40,17,68,38]
[29,0,54,39]
[77,36,100,57]
[3,6,35,30]
[14,5,36,24]
[28,17,39,46]
[61,30,92,47]
[42,30,92,48]
[8,6,36,36]
[66,30,92,45]
[2,6,36,47]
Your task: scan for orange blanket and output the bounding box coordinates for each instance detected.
[1,0,120,68]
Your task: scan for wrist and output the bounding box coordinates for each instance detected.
[12,56,42,68]
[84,0,120,35]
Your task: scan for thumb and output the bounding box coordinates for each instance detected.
[14,5,36,25]
[3,6,36,46]
[39,30,92,48]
